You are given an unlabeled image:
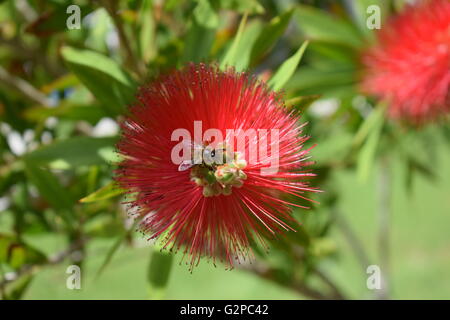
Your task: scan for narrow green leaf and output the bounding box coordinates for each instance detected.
[268,41,309,91]
[85,8,111,53]
[220,12,248,69]
[357,106,386,182]
[148,248,173,300]
[9,245,26,269]
[283,66,355,94]
[138,0,156,63]
[194,0,219,29]
[352,103,386,148]
[61,46,136,116]
[250,9,294,65]
[24,103,107,125]
[285,94,321,113]
[295,5,363,48]
[24,136,118,169]
[232,19,263,71]
[219,0,264,14]
[181,19,216,63]
[80,181,125,203]
[0,236,9,263]
[41,74,79,94]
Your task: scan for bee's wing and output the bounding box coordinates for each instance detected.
[178,160,194,171]
[181,139,203,149]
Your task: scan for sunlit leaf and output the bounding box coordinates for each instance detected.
[357,105,386,182]
[80,181,125,203]
[220,12,248,69]
[268,41,309,91]
[250,9,294,65]
[194,0,219,29]
[352,103,386,148]
[61,46,136,116]
[285,94,321,112]
[9,245,26,269]
[230,19,263,71]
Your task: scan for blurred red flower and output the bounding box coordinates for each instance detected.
[115,64,317,269]
[361,0,450,124]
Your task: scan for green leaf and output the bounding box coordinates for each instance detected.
[0,236,9,262]
[357,105,386,182]
[24,136,118,169]
[220,12,248,69]
[194,0,219,29]
[148,248,173,300]
[41,74,79,94]
[229,19,263,71]
[249,9,294,65]
[295,5,363,48]
[219,0,264,14]
[138,0,156,63]
[309,237,337,257]
[24,103,107,125]
[283,66,355,95]
[80,181,125,203]
[352,103,386,148]
[9,245,26,269]
[24,160,74,211]
[181,19,216,63]
[61,46,136,116]
[285,94,321,113]
[85,8,111,53]
[268,41,309,91]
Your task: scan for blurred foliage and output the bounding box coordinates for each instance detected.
[0,0,448,300]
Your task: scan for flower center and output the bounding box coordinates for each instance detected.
[190,151,247,197]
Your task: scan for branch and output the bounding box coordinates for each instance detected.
[100,0,146,80]
[313,268,346,300]
[240,262,343,300]
[334,208,372,272]
[0,66,51,106]
[377,156,391,299]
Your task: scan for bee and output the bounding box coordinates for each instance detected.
[177,140,228,171]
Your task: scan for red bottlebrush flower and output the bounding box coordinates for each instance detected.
[361,0,450,124]
[116,63,316,269]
